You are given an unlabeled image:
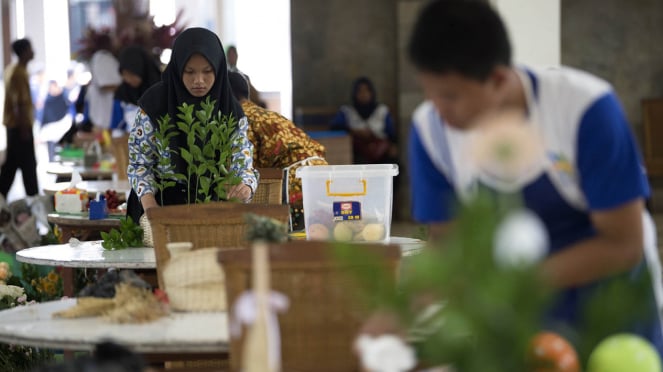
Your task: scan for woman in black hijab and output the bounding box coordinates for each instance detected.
[110,45,161,134]
[330,76,398,164]
[126,28,257,222]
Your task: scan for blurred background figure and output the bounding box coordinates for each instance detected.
[225,44,266,108]
[110,45,162,137]
[330,76,398,165]
[85,34,122,133]
[0,38,39,199]
[38,79,74,161]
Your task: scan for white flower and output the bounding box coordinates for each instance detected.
[0,284,25,300]
[468,111,546,193]
[494,209,549,268]
[355,334,417,372]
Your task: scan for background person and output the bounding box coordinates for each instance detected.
[110,45,162,137]
[330,76,398,165]
[0,38,39,199]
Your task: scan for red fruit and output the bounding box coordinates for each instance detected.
[528,332,580,372]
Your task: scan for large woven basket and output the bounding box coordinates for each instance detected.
[146,202,290,289]
[162,245,227,312]
[139,214,153,247]
[219,241,402,371]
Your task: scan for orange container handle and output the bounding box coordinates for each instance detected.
[326,179,367,197]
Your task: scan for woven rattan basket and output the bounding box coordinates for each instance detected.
[146,202,290,289]
[162,244,227,312]
[219,241,402,371]
[139,214,153,247]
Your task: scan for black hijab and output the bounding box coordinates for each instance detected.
[351,76,378,120]
[138,27,243,129]
[114,46,161,105]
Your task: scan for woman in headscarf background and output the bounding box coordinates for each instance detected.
[330,76,398,164]
[110,45,161,137]
[126,28,258,223]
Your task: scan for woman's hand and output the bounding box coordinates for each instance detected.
[226,183,252,203]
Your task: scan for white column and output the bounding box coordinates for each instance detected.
[490,0,560,67]
[42,0,70,81]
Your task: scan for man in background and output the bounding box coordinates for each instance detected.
[226,45,266,108]
[0,38,38,199]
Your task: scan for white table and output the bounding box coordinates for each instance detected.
[16,240,155,269]
[0,299,228,353]
[45,163,115,181]
[17,240,154,297]
[16,237,422,270]
[42,180,131,197]
[15,237,423,297]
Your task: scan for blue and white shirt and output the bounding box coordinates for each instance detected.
[409,66,663,353]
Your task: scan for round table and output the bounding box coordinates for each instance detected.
[43,180,131,197]
[0,299,228,353]
[45,163,115,181]
[16,240,155,269]
[47,213,123,242]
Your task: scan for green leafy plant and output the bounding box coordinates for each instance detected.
[101,217,144,250]
[245,213,288,243]
[154,96,245,205]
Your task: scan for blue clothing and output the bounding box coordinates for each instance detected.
[409,66,663,355]
[110,98,139,133]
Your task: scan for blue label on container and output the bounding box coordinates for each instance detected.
[333,201,362,221]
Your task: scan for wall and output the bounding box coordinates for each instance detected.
[290,0,397,117]
[561,0,663,137]
[492,0,560,67]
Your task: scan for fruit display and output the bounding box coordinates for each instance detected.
[104,189,122,210]
[586,333,661,372]
[306,208,387,242]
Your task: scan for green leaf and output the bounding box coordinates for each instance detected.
[180,148,193,163]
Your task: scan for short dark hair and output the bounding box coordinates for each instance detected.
[11,38,31,57]
[407,0,511,81]
[228,70,249,100]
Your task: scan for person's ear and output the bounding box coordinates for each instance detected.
[487,65,510,90]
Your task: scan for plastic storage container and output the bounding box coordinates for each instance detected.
[295,164,399,242]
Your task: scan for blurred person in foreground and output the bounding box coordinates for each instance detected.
[361,0,663,359]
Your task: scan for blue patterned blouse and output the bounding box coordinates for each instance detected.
[127,109,258,199]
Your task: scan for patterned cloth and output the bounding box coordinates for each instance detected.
[243,100,327,229]
[127,109,258,198]
[243,100,327,202]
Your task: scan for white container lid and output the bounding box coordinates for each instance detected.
[296,164,399,178]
